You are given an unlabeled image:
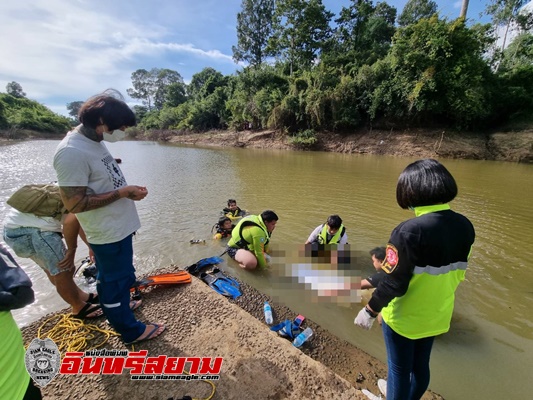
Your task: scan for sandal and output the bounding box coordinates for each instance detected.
[72,303,103,320]
[126,323,165,345]
[87,293,99,304]
[130,299,142,311]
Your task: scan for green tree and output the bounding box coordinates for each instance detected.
[325,0,396,72]
[397,0,438,27]
[486,0,532,64]
[226,65,288,129]
[6,81,26,98]
[188,68,227,100]
[66,101,83,118]
[132,105,149,123]
[154,69,185,110]
[127,69,154,110]
[127,68,184,111]
[499,32,533,71]
[371,16,494,127]
[233,0,275,67]
[269,0,334,74]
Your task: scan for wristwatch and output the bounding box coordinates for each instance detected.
[365,306,378,318]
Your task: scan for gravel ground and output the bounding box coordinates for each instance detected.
[21,266,444,400]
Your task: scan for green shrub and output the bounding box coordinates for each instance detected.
[288,129,318,149]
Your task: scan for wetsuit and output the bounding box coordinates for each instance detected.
[227,215,270,268]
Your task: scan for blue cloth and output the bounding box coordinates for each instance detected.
[0,243,34,311]
[4,227,65,276]
[381,320,435,400]
[90,234,144,343]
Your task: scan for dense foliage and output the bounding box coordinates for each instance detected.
[0,92,70,135]
[4,0,533,138]
[129,0,533,136]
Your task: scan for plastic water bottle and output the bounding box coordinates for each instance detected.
[264,301,273,325]
[293,327,313,348]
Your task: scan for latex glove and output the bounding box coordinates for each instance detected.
[354,307,376,330]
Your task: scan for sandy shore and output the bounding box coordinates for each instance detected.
[21,266,443,400]
[162,128,533,163]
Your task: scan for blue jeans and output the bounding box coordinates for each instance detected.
[382,320,435,400]
[90,235,144,343]
[4,227,66,275]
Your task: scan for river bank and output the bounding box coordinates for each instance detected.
[21,268,443,400]
[3,127,532,163]
[163,128,533,163]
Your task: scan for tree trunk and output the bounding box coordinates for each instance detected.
[460,0,469,18]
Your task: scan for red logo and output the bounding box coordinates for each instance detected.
[60,350,222,380]
[382,245,399,274]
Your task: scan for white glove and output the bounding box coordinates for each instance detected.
[354,307,376,330]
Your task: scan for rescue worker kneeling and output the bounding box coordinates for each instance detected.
[226,210,278,270]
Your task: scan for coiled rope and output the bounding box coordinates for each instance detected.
[37,313,217,400]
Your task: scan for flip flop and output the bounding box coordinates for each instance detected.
[87,293,99,304]
[130,299,142,311]
[126,323,166,345]
[72,302,103,320]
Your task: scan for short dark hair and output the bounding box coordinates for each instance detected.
[327,215,342,230]
[218,216,231,226]
[78,89,136,130]
[227,199,236,206]
[396,159,458,209]
[369,246,386,262]
[261,210,278,222]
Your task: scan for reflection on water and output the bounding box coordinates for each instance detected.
[1,140,532,399]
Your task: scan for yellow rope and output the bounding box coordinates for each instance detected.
[180,370,216,400]
[37,313,217,400]
[37,313,119,354]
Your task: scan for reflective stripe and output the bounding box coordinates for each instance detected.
[102,302,121,308]
[413,261,468,275]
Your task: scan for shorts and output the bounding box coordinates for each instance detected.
[226,246,238,259]
[3,227,66,276]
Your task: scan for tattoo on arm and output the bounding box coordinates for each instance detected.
[60,186,121,213]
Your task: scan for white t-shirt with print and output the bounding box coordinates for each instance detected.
[53,130,140,245]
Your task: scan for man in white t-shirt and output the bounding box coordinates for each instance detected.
[53,90,164,345]
[305,215,348,245]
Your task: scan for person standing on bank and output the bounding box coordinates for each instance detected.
[354,159,475,400]
[53,89,165,345]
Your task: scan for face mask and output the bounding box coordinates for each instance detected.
[102,129,126,142]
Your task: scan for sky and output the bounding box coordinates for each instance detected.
[0,0,511,117]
